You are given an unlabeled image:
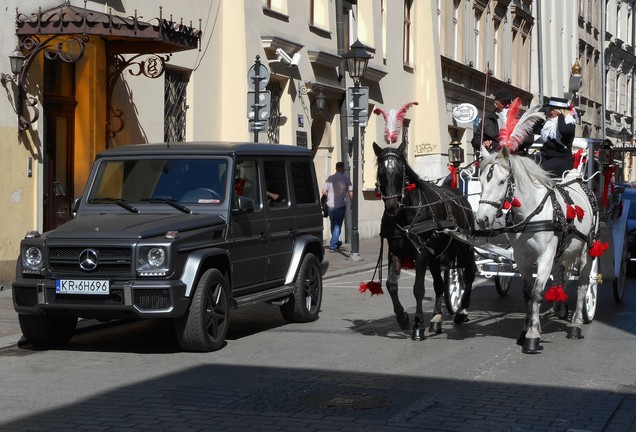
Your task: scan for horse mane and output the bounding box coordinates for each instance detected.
[480,151,554,193]
[508,153,554,190]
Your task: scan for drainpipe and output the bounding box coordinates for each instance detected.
[336,0,351,243]
[536,1,544,106]
[601,1,606,142]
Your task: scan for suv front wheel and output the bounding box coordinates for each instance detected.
[174,268,230,352]
[280,253,323,322]
[18,313,77,348]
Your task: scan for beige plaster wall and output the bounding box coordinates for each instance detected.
[0,125,37,285]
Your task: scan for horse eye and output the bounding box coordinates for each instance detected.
[499,179,505,185]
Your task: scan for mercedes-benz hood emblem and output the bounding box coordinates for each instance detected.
[79,249,99,271]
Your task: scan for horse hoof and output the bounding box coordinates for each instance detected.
[522,338,543,354]
[567,327,583,340]
[412,326,426,341]
[429,321,442,334]
[516,333,526,346]
[453,313,469,324]
[397,313,410,331]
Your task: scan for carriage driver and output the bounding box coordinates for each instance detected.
[538,97,576,178]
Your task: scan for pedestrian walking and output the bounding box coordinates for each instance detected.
[538,97,576,178]
[322,161,353,252]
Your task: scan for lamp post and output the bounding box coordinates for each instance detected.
[448,139,465,189]
[619,127,632,182]
[619,127,631,146]
[344,40,371,262]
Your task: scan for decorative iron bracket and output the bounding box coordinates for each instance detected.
[107,53,171,139]
[0,34,88,141]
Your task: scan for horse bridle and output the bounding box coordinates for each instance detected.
[376,150,408,201]
[478,161,516,218]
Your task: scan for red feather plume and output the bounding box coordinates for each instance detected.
[498,98,545,152]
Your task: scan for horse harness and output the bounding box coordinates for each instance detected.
[377,150,467,256]
[477,160,600,263]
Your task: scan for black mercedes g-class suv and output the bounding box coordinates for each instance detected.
[13,142,327,352]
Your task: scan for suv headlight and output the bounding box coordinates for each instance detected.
[22,246,44,274]
[137,246,169,276]
[147,247,166,267]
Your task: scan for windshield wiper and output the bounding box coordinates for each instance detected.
[87,198,139,213]
[142,198,192,214]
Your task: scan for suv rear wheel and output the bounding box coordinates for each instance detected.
[280,253,322,322]
[18,313,77,348]
[175,268,229,352]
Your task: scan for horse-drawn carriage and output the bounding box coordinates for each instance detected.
[443,137,629,323]
[367,101,630,353]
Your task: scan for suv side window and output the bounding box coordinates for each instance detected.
[234,160,260,208]
[291,160,317,204]
[264,160,289,207]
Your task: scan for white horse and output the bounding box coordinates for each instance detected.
[474,146,600,354]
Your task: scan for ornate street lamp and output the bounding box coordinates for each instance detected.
[619,127,631,145]
[344,40,372,261]
[8,47,25,76]
[344,40,371,84]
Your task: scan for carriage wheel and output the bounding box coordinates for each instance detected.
[583,258,599,324]
[444,264,465,315]
[613,238,628,304]
[494,275,511,296]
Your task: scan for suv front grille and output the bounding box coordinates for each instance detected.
[48,247,132,275]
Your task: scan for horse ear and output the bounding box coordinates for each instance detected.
[373,142,382,157]
[501,145,510,159]
[480,143,489,155]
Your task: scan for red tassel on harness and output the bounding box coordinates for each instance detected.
[401,256,416,269]
[404,183,417,192]
[359,281,383,296]
[566,205,585,221]
[589,240,609,257]
[503,197,521,210]
[544,285,568,302]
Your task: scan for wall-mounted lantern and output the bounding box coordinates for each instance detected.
[448,139,465,165]
[598,139,613,166]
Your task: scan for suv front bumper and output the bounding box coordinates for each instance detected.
[13,278,191,319]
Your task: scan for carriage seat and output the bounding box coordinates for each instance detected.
[621,189,636,235]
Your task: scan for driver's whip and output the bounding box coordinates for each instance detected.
[479,63,490,151]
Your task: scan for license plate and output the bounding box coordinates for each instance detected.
[55,279,110,295]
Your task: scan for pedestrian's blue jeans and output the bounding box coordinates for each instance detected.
[328,205,346,250]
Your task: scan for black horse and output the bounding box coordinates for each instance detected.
[373,141,476,339]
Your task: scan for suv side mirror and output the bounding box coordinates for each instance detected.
[234,195,255,213]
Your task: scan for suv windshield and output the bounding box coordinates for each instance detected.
[88,158,229,205]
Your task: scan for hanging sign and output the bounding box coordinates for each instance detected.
[452,103,478,123]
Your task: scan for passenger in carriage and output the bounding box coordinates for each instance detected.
[538,97,576,178]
